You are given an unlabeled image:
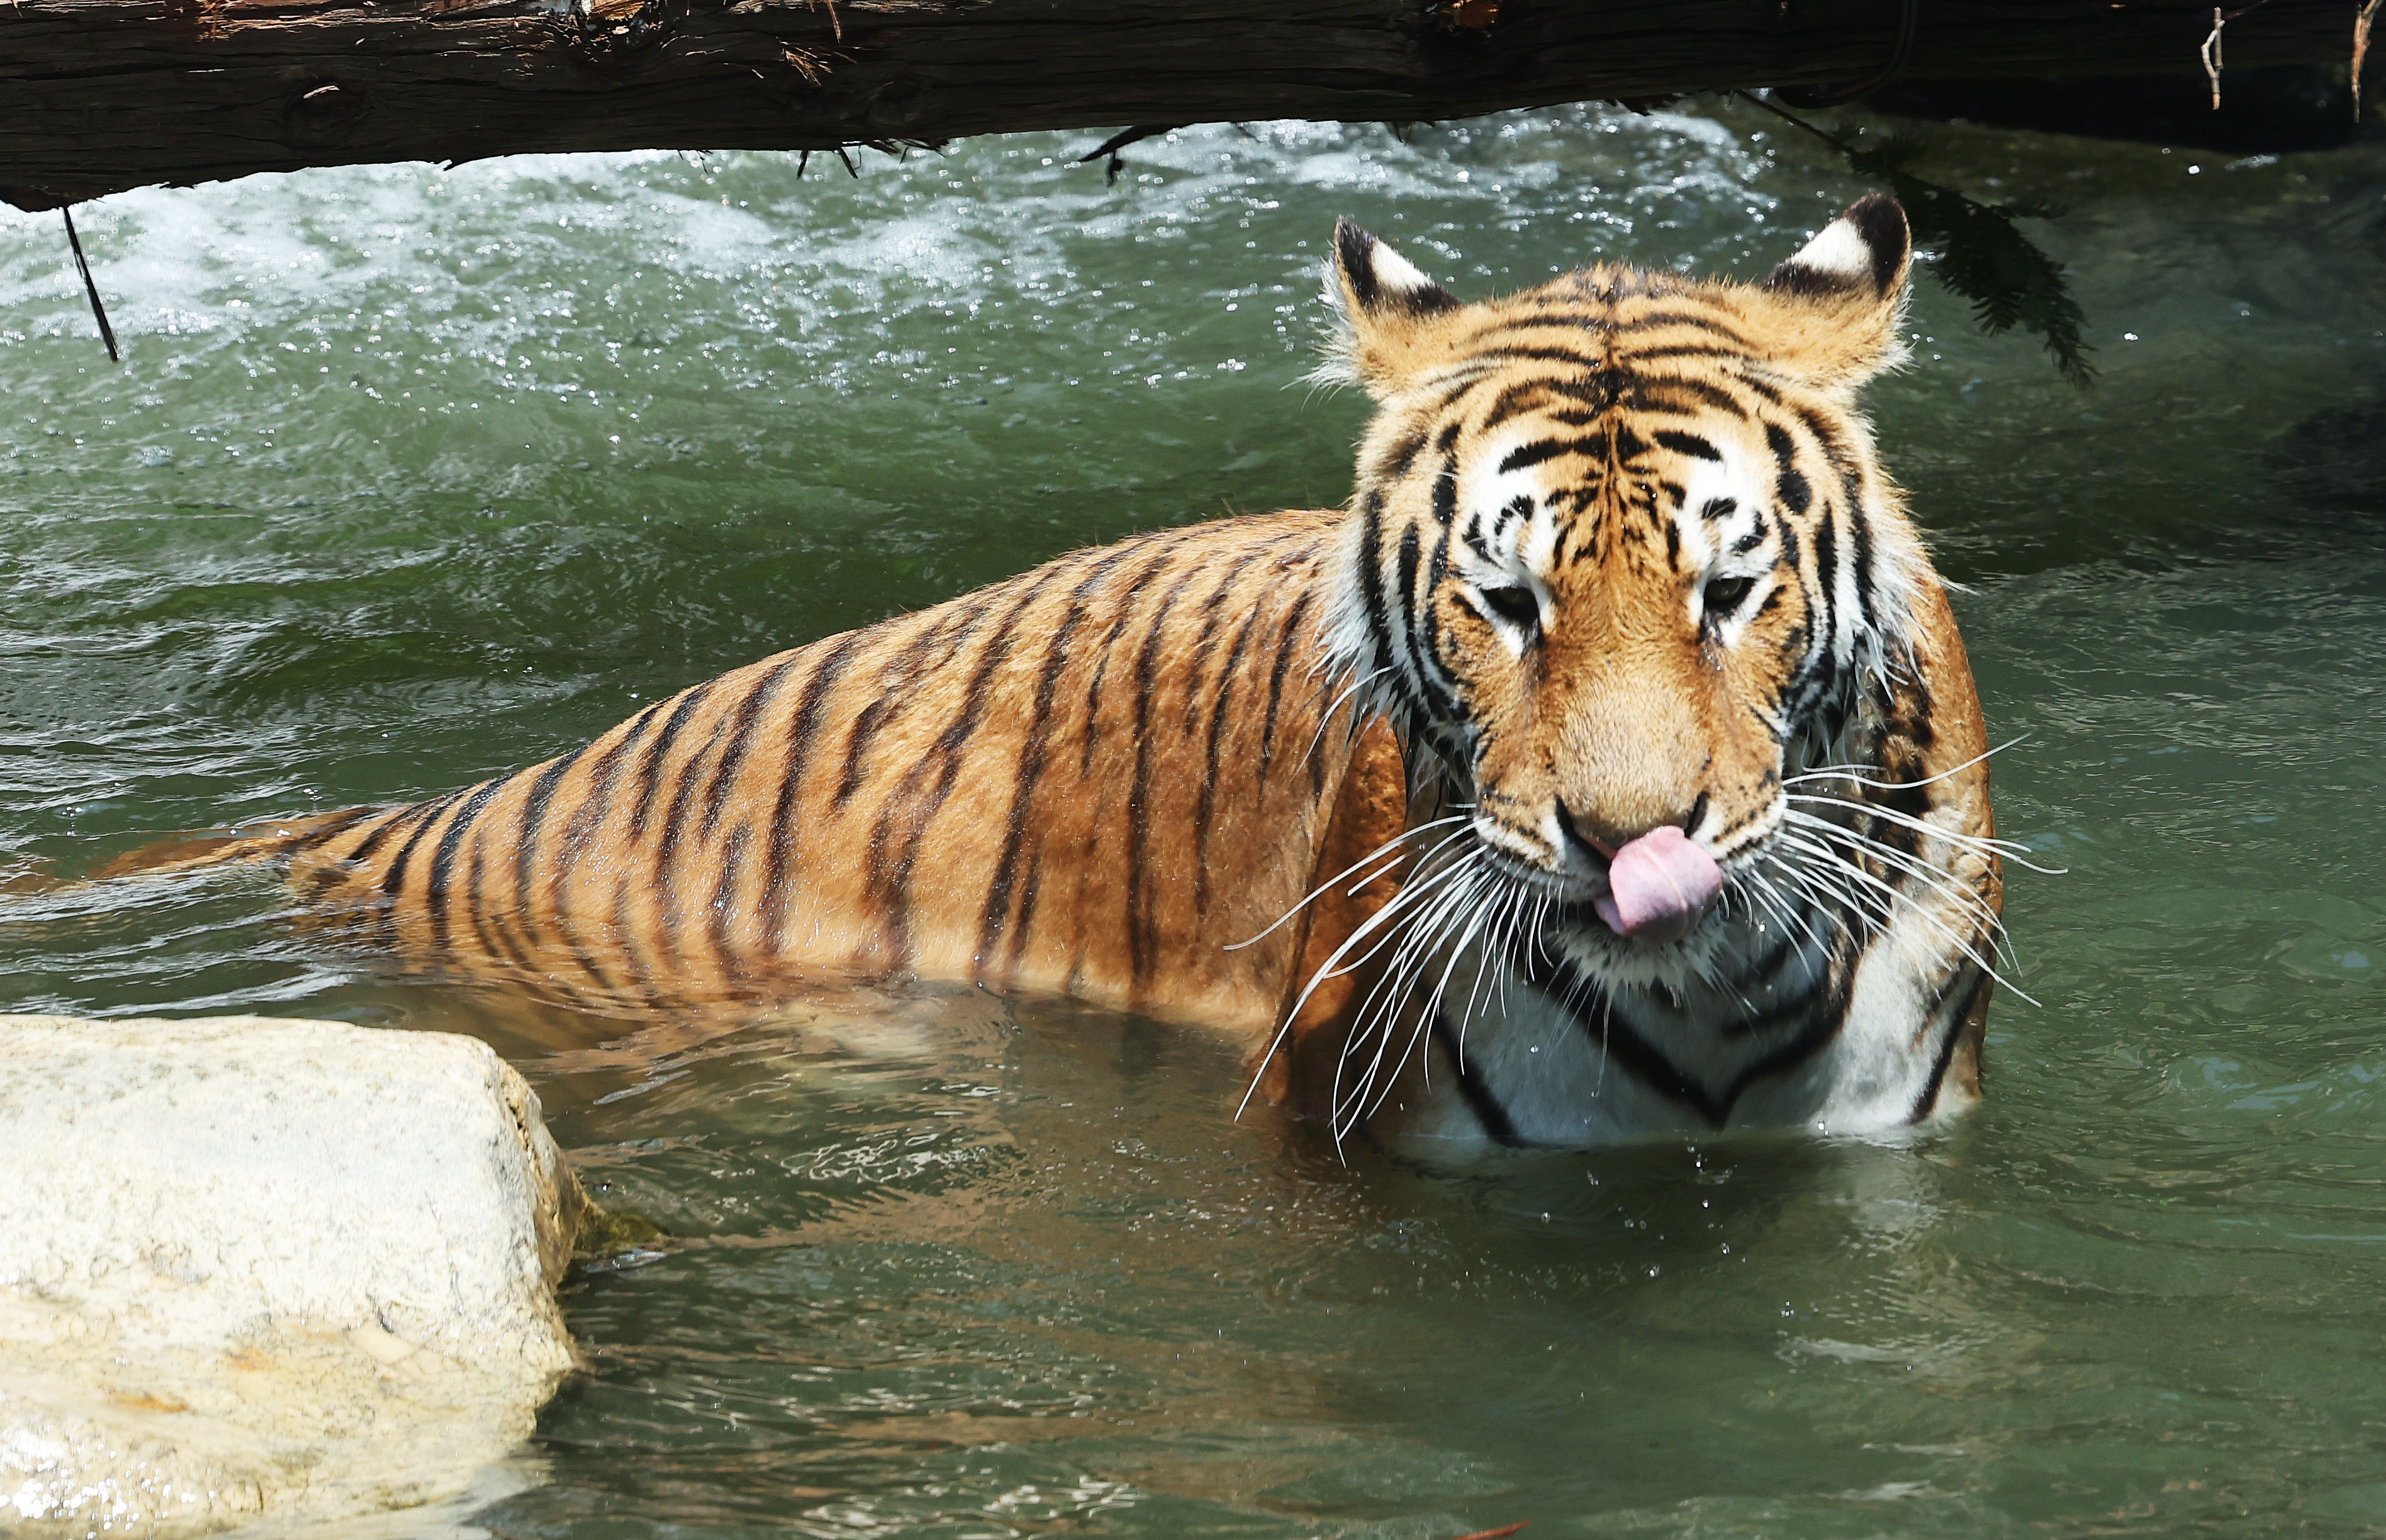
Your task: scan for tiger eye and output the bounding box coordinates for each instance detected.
[1702,575,1756,622]
[1477,584,1540,631]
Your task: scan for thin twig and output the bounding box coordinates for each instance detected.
[2201,0,2277,110]
[1075,123,1184,186]
[2202,6,2224,109]
[1732,86,1837,145]
[1450,1524,1530,1540]
[60,206,119,364]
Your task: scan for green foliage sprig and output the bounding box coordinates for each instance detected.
[1738,92,2095,386]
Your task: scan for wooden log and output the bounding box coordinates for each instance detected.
[1,0,2363,211]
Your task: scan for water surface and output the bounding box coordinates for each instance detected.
[6,101,2386,1537]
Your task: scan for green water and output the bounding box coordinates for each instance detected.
[7,101,2386,1537]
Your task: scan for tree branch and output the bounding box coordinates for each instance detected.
[1,0,2361,210]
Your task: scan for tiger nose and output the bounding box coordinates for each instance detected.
[1554,793,1708,860]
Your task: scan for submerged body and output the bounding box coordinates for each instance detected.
[138,196,2005,1150]
[237,513,1406,1034]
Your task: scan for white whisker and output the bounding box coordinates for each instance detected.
[1771,834,2039,1006]
[1784,790,2066,875]
[1223,813,1471,952]
[1783,733,2030,793]
[1233,847,1475,1123]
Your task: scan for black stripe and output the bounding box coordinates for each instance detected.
[1379,428,1430,479]
[1194,564,1272,915]
[1481,380,1554,432]
[1538,941,1859,1127]
[1258,588,1315,782]
[1465,313,1613,345]
[345,796,444,871]
[1180,554,1246,734]
[1811,502,1840,668]
[1910,969,1990,1122]
[284,805,381,854]
[534,701,663,971]
[1765,421,1812,515]
[424,777,507,957]
[1419,368,1503,421]
[1654,430,1721,462]
[1716,976,1820,1042]
[505,740,594,962]
[375,788,469,948]
[607,869,664,1014]
[1849,496,1877,633]
[698,654,805,842]
[1430,454,1459,525]
[1124,564,1205,988]
[1534,955,1728,1126]
[1354,488,1394,679]
[1496,438,1586,475]
[1011,849,1047,974]
[980,550,1123,971]
[706,823,751,981]
[759,628,874,952]
[628,681,719,842]
[833,696,903,812]
[1078,538,1188,778]
[1421,518,1457,696]
[870,582,1043,972]
[462,836,532,978]
[1620,343,1752,366]
[649,712,731,971]
[836,608,980,810]
[1718,990,1850,1112]
[1628,376,1754,416]
[1394,520,1460,723]
[1791,402,1862,493]
[1618,308,1757,345]
[1469,344,1606,370]
[1431,1012,1525,1147]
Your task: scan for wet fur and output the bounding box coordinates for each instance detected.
[111,197,2002,1150]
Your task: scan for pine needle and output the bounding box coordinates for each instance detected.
[1736,92,2095,387]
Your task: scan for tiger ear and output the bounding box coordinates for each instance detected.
[1753,192,1912,390]
[1321,216,1462,398]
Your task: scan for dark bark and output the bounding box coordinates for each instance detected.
[1,0,2364,211]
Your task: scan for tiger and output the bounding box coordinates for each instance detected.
[112,192,2010,1151]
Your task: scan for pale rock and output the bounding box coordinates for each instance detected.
[0,1014,586,1537]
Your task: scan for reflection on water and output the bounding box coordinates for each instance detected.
[5,99,2386,1535]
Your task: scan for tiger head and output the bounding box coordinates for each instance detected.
[1319,195,1924,982]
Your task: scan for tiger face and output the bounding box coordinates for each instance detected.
[1319,196,1925,983]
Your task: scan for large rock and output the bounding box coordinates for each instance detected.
[0,1014,586,1537]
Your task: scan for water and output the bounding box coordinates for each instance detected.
[6,100,2386,1537]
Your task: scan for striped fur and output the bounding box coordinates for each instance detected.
[125,195,2005,1151]
[1293,194,2004,1146]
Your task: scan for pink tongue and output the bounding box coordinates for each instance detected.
[1592,826,1723,942]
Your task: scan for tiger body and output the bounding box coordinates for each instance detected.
[143,196,2005,1150]
[240,513,1404,1039]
